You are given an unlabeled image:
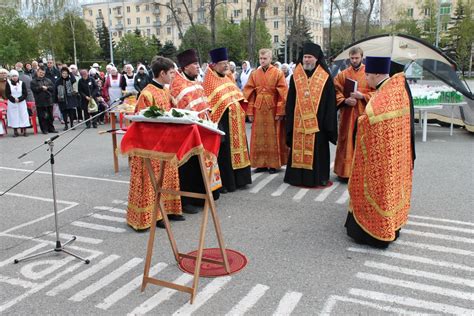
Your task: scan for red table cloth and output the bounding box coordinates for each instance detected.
[120,122,221,166]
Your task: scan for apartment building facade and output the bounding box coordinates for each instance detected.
[81,0,324,54]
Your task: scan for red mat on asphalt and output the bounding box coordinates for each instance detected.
[178,248,248,278]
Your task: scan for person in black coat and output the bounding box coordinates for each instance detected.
[133,65,150,97]
[55,67,78,130]
[45,60,60,83]
[78,69,99,128]
[30,66,57,134]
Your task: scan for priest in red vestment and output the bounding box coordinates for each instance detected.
[333,47,375,181]
[345,56,415,248]
[243,48,288,174]
[127,56,184,230]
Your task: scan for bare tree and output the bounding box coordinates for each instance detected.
[334,0,345,29]
[181,0,203,61]
[365,0,376,38]
[157,0,184,40]
[351,0,360,42]
[248,0,266,65]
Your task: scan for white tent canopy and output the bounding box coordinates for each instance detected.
[334,34,452,65]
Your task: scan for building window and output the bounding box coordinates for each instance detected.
[117,7,121,15]
[440,5,451,15]
[127,18,131,25]
[274,21,279,29]
[145,4,150,11]
[127,6,130,13]
[260,8,265,19]
[407,8,413,17]
[167,27,171,35]
[146,16,150,23]
[274,35,279,43]
[118,31,122,37]
[109,8,111,14]
[137,17,141,25]
[147,29,151,36]
[136,5,140,12]
[233,10,239,17]
[156,28,160,35]
[88,9,92,16]
[98,9,102,15]
[234,0,238,3]
[442,22,448,31]
[424,7,430,16]
[273,7,278,15]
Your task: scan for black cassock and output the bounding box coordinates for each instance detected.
[178,156,220,207]
[216,108,252,192]
[284,66,338,187]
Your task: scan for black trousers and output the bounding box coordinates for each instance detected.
[37,106,55,132]
[61,108,76,126]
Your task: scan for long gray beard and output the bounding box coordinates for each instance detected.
[303,64,315,71]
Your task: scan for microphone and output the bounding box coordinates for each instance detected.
[115,92,134,102]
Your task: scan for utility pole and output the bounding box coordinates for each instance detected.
[107,1,114,64]
[284,0,288,63]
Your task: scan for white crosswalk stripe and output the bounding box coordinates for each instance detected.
[225,284,269,316]
[91,213,127,223]
[335,189,349,204]
[322,215,474,315]
[128,273,194,315]
[172,276,232,315]
[293,188,309,202]
[314,182,340,202]
[69,257,143,302]
[273,291,303,316]
[71,221,127,233]
[47,255,121,296]
[348,289,473,315]
[249,174,279,193]
[96,262,168,310]
[271,183,290,196]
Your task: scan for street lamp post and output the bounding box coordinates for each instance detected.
[284,0,287,64]
[107,1,114,64]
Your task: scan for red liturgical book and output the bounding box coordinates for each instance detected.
[344,78,358,98]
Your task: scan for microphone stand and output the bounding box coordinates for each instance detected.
[13,96,130,265]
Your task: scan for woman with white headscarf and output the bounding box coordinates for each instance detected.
[281,63,293,86]
[102,66,122,105]
[5,70,29,136]
[120,64,137,94]
[240,60,252,90]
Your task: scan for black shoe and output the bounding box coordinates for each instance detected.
[63,126,68,131]
[182,205,200,214]
[156,220,166,229]
[168,214,186,221]
[49,130,58,133]
[93,124,98,128]
[268,168,277,174]
[42,131,48,134]
[220,187,228,194]
[337,176,349,183]
[255,167,268,173]
[320,180,328,187]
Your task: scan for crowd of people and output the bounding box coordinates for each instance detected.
[122,43,415,250]
[0,43,415,249]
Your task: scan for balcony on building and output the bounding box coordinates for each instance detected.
[153,7,160,15]
[154,21,161,27]
[115,23,124,30]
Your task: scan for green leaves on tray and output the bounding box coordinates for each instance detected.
[143,105,164,118]
[171,108,184,117]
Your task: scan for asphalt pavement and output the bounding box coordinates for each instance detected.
[0,117,473,315]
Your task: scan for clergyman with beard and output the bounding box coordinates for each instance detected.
[284,42,338,188]
[333,47,375,182]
